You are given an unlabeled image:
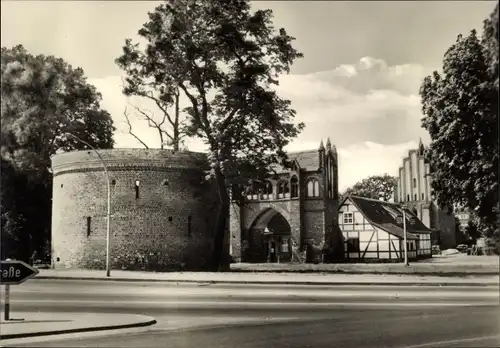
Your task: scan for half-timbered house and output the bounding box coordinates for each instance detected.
[338,195,432,262]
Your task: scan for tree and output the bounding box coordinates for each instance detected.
[419,8,498,249]
[342,174,397,202]
[116,0,304,271]
[454,217,465,245]
[1,45,115,261]
[482,2,498,90]
[121,85,189,151]
[465,219,482,242]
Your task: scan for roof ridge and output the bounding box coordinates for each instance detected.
[349,195,400,206]
[344,195,433,238]
[287,149,318,154]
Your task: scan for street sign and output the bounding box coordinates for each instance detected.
[1,260,39,321]
[1,260,39,285]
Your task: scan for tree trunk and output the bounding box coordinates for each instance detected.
[173,89,180,152]
[173,128,180,151]
[210,168,230,272]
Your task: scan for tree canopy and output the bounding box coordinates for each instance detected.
[1,45,115,174]
[1,45,115,261]
[419,4,498,249]
[116,0,304,270]
[342,174,398,202]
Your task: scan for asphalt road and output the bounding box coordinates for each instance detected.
[2,279,500,348]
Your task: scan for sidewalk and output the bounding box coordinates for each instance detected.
[230,260,500,275]
[0,312,156,340]
[35,269,500,286]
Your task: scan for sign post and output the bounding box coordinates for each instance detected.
[1,260,39,321]
[4,285,10,321]
[403,211,409,266]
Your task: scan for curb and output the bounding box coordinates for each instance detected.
[229,270,500,276]
[34,276,499,287]
[0,318,157,340]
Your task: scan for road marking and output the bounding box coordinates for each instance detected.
[8,289,499,297]
[404,335,500,347]
[6,299,497,307]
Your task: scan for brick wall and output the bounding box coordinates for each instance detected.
[302,173,325,245]
[229,155,343,263]
[429,202,457,249]
[51,149,218,271]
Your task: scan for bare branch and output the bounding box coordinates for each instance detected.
[121,76,177,128]
[130,104,175,144]
[121,77,188,151]
[144,92,176,127]
[123,108,149,148]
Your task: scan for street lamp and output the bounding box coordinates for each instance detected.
[402,210,409,266]
[65,133,112,277]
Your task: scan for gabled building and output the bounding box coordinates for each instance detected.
[229,139,344,263]
[394,139,456,249]
[338,195,433,262]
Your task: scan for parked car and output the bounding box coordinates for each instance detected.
[456,244,467,253]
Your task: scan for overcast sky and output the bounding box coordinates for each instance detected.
[1,1,496,190]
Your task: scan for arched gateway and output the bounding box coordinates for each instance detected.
[228,140,342,264]
[245,208,292,263]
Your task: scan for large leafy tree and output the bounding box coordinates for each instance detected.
[342,174,397,202]
[419,4,499,249]
[1,45,115,261]
[116,0,304,270]
[482,2,498,90]
[465,219,482,243]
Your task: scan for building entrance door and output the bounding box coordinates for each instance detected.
[269,240,277,263]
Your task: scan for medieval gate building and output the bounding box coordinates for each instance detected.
[229,139,344,263]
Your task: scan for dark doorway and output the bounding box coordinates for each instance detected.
[245,208,292,263]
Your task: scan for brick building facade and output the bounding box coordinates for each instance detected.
[229,139,345,263]
[51,140,345,270]
[51,148,220,271]
[395,139,456,249]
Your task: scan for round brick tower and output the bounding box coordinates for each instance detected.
[51,149,218,271]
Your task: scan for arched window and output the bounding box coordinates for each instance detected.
[277,180,290,198]
[245,185,252,200]
[421,193,424,200]
[245,183,258,200]
[333,164,338,199]
[407,194,410,201]
[290,176,299,198]
[252,183,259,200]
[329,164,334,198]
[413,178,417,188]
[414,194,417,201]
[306,179,320,198]
[261,180,273,200]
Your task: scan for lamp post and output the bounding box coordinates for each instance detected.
[402,210,409,266]
[66,133,111,277]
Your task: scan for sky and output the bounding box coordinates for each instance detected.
[1,1,496,191]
